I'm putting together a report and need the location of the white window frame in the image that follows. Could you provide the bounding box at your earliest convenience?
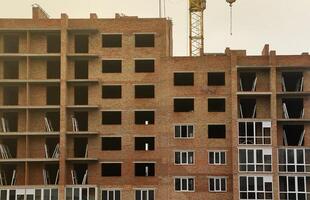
[208,151,226,165]
[239,176,273,200]
[278,148,310,173]
[0,188,59,200]
[208,177,227,192]
[238,148,272,172]
[238,121,271,145]
[279,176,310,200]
[174,177,195,192]
[134,188,155,200]
[65,186,97,200]
[174,151,194,165]
[101,189,121,200]
[174,124,194,139]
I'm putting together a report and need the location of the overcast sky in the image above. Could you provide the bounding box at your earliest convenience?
[1,0,310,56]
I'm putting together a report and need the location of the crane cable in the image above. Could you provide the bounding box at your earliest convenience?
[229,3,233,35]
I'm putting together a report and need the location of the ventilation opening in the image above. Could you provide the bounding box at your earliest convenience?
[101,137,121,151]
[208,124,226,139]
[135,34,155,47]
[74,86,88,105]
[281,72,303,92]
[102,34,122,48]
[102,85,122,99]
[0,138,17,158]
[74,35,89,53]
[282,125,305,146]
[3,61,19,79]
[135,163,155,177]
[135,85,155,98]
[46,34,60,53]
[0,164,16,185]
[102,60,122,73]
[239,98,256,118]
[135,59,154,73]
[1,112,18,132]
[72,164,88,184]
[101,163,121,176]
[46,86,60,105]
[74,137,88,158]
[174,98,194,112]
[43,164,59,185]
[239,72,257,91]
[46,60,60,79]
[75,60,88,79]
[3,86,18,105]
[208,98,225,112]
[3,35,19,53]
[135,111,154,125]
[72,112,88,132]
[45,112,60,132]
[135,137,155,151]
[174,73,194,86]
[45,138,59,158]
[282,98,304,119]
[102,111,121,125]
[208,72,225,86]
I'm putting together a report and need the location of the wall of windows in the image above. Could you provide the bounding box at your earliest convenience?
[239,176,273,200]
[279,148,310,173]
[239,148,272,172]
[238,121,271,145]
[279,176,310,200]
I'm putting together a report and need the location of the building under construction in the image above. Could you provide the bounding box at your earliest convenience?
[0,4,309,200]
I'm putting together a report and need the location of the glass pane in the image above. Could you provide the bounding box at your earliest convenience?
[279,150,286,164]
[89,188,95,200]
[209,152,214,164]
[221,178,226,191]
[239,122,245,136]
[44,189,50,200]
[215,152,219,164]
[188,125,194,137]
[298,177,305,192]
[257,177,264,191]
[27,195,34,200]
[239,177,247,191]
[288,177,296,191]
[287,149,294,163]
[102,191,108,200]
[182,179,187,190]
[248,150,254,163]
[248,177,255,191]
[51,189,58,200]
[82,189,87,200]
[221,152,225,164]
[148,191,154,200]
[1,190,7,200]
[239,150,246,163]
[256,150,263,163]
[135,191,141,200]
[108,191,113,200]
[142,191,147,200]
[74,188,79,200]
[175,179,181,191]
[115,191,120,200]
[181,126,187,137]
[9,190,16,200]
[188,179,194,191]
[175,126,180,137]
[175,152,180,164]
[181,152,187,163]
[209,179,214,191]
[297,150,304,164]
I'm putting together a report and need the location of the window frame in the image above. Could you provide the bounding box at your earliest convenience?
[239,176,273,200]
[208,177,227,192]
[278,148,310,173]
[134,188,155,200]
[238,121,272,145]
[101,189,121,200]
[238,148,272,172]
[208,151,226,165]
[174,124,194,139]
[174,177,195,192]
[174,151,195,165]
[279,176,310,200]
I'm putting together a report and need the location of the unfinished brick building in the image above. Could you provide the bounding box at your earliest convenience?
[0,5,309,200]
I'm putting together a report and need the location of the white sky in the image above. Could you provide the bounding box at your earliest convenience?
[1,0,310,56]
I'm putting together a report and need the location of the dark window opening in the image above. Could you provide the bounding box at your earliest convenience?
[135,60,154,73]
[46,60,60,79]
[3,35,19,53]
[239,98,256,118]
[101,137,121,151]
[46,86,60,105]
[73,112,88,131]
[3,60,19,79]
[102,60,122,73]
[45,112,60,132]
[45,138,59,158]
[208,98,225,112]
[102,34,122,48]
[74,137,88,158]
[208,72,225,86]
[282,72,303,92]
[174,73,194,86]
[102,111,121,125]
[75,60,88,79]
[75,35,89,53]
[3,86,18,105]
[135,163,155,176]
[0,164,16,185]
[208,124,226,139]
[2,112,18,132]
[102,85,122,99]
[282,125,305,146]
[1,138,17,158]
[44,164,59,185]
[135,111,154,125]
[73,164,88,184]
[239,72,257,91]
[135,85,154,98]
[174,98,194,112]
[74,86,88,105]
[101,163,121,176]
[282,98,304,119]
[135,137,155,151]
[46,34,60,53]
[135,34,155,47]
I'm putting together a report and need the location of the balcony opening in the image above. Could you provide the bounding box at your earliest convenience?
[101,137,121,151]
[208,124,226,139]
[208,72,225,86]
[102,111,121,125]
[135,59,155,73]
[239,98,256,118]
[43,164,59,185]
[174,72,194,86]
[135,163,155,177]
[102,60,122,73]
[281,72,303,92]
[208,98,225,112]
[72,164,88,184]
[46,86,60,105]
[135,137,155,151]
[102,85,122,99]
[46,34,60,53]
[135,111,154,125]
[239,72,257,91]
[72,112,88,132]
[74,86,88,105]
[174,98,194,112]
[74,35,89,53]
[3,35,19,53]
[1,112,18,132]
[3,60,19,79]
[135,85,155,98]
[0,164,16,186]
[282,125,305,146]
[45,112,60,132]
[101,163,121,176]
[135,34,155,47]
[75,60,88,79]
[102,34,122,48]
[282,98,304,119]
[74,137,88,158]
[3,86,18,105]
[46,60,60,79]
[44,138,59,158]
[0,138,17,158]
